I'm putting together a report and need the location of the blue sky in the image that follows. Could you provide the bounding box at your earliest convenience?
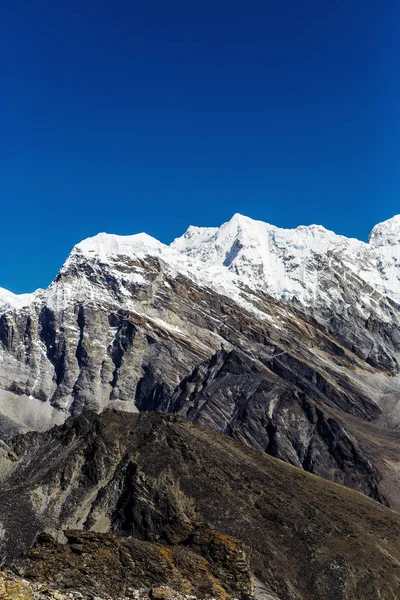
[1,0,399,292]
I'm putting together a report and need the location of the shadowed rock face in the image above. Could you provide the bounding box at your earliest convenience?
[163,349,386,503]
[1,411,400,600]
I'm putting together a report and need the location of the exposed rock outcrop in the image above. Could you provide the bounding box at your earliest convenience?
[13,528,253,600]
[0,411,400,599]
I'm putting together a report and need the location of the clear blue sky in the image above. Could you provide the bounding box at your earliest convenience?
[1,1,399,293]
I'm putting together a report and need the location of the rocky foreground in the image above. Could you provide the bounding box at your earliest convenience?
[0,410,399,600]
[0,570,211,600]
[4,528,252,600]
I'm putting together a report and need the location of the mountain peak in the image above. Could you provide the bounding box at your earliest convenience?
[369,215,400,247]
[227,212,258,226]
[72,231,166,261]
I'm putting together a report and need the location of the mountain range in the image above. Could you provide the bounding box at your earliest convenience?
[1,213,400,598]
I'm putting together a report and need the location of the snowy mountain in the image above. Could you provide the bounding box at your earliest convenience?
[1,213,400,509]
[1,212,400,415]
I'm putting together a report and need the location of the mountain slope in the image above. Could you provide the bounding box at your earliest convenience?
[1,410,400,600]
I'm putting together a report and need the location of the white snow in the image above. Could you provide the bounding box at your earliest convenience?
[0,287,41,313]
[170,213,400,307]
[369,215,400,247]
[1,213,400,318]
[73,232,165,261]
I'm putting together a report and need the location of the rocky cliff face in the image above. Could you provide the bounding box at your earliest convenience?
[1,410,400,600]
[0,214,400,507]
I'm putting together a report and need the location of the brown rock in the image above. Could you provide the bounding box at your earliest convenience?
[150,586,176,600]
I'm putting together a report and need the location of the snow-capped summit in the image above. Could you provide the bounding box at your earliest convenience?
[172,213,335,274]
[171,213,400,306]
[368,215,400,247]
[71,231,165,261]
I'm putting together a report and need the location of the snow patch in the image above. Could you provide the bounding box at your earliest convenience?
[0,287,42,314]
